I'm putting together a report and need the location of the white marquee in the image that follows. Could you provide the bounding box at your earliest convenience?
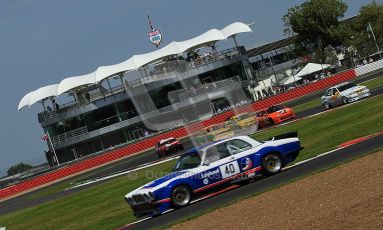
[18,22,252,110]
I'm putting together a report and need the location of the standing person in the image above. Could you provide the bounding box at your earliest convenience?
[368,57,373,63]
[144,130,150,137]
[85,92,90,102]
[54,102,60,111]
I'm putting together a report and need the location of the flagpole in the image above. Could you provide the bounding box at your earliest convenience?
[47,131,60,166]
[368,22,382,59]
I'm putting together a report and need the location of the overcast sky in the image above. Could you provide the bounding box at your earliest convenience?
[0,0,372,174]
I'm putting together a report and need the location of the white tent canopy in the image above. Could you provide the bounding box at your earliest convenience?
[221,22,253,38]
[95,58,136,83]
[95,22,252,82]
[281,76,302,85]
[18,84,60,111]
[57,71,96,95]
[29,84,59,106]
[176,29,225,53]
[18,21,252,110]
[295,63,331,78]
[254,75,277,91]
[18,91,35,111]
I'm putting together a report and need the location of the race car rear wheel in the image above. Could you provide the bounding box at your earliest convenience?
[171,185,192,208]
[268,118,275,126]
[262,153,282,176]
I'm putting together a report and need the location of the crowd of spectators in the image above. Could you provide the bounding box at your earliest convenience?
[214,99,252,114]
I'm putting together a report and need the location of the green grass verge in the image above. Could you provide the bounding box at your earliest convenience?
[293,99,320,113]
[362,76,383,89]
[293,75,383,114]
[0,160,176,230]
[1,95,382,230]
[254,94,383,162]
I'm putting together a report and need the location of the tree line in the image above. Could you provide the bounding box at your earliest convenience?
[283,0,383,65]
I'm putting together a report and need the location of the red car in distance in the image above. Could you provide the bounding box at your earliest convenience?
[155,137,184,158]
[256,105,295,128]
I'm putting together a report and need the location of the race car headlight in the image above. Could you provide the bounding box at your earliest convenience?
[125,197,133,204]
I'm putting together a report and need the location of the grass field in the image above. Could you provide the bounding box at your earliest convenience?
[1,95,383,230]
[254,94,383,162]
[293,76,383,113]
[0,160,176,230]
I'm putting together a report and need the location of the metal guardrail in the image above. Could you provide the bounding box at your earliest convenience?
[169,76,241,102]
[38,85,126,123]
[179,78,241,101]
[51,126,88,147]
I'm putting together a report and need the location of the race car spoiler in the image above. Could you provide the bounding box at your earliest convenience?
[270,132,298,141]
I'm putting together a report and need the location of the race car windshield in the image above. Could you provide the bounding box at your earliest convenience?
[338,83,357,92]
[173,152,201,171]
[237,113,252,119]
[267,105,284,113]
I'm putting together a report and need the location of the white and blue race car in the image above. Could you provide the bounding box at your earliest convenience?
[125,133,302,217]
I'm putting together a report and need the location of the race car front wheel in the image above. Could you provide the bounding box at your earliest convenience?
[324,102,331,110]
[171,185,192,208]
[262,153,282,176]
[342,96,348,104]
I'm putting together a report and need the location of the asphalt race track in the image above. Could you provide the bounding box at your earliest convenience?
[0,85,382,217]
[125,134,383,230]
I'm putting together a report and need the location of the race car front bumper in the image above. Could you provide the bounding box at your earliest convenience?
[131,202,161,217]
[348,92,370,102]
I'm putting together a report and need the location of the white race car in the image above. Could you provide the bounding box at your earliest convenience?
[321,82,370,109]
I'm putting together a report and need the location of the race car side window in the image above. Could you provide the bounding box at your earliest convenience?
[204,143,231,164]
[326,88,333,96]
[256,110,266,117]
[174,152,201,171]
[227,139,252,154]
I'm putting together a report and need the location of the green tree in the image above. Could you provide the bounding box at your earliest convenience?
[283,0,349,63]
[349,1,383,58]
[7,162,33,176]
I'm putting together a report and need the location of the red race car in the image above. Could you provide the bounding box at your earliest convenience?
[255,105,295,128]
[155,137,184,158]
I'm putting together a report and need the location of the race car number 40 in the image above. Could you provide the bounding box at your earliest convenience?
[219,161,240,179]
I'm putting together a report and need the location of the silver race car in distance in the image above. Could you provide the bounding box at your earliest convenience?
[321,82,370,109]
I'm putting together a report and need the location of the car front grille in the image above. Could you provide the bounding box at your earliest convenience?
[132,194,147,204]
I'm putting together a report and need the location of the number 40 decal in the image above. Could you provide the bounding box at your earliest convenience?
[219,161,240,179]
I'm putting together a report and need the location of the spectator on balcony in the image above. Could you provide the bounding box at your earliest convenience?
[144,130,150,137]
[85,92,90,102]
[52,99,60,111]
[54,102,60,111]
[368,57,374,63]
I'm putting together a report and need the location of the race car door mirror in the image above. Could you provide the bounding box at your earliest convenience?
[203,162,210,166]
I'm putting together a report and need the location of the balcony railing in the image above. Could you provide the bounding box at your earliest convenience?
[51,126,88,147]
[169,76,241,102]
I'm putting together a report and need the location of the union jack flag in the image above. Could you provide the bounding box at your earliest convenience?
[42,133,49,141]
